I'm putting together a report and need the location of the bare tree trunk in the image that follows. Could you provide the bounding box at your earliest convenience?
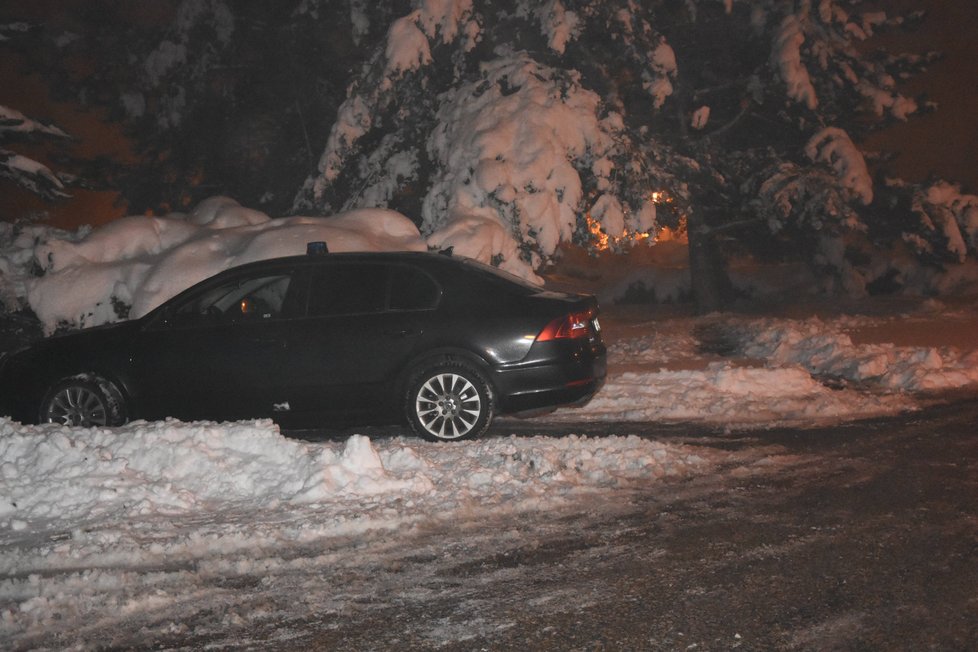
[687,212,733,314]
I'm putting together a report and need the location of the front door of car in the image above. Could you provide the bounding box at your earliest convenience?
[132,269,302,422]
[281,262,438,422]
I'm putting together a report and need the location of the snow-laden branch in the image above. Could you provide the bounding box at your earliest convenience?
[805,127,872,205]
[0,150,70,200]
[0,105,70,139]
[0,104,74,200]
[772,14,818,110]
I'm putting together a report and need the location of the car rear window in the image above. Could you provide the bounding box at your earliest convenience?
[309,264,387,316]
[389,265,440,310]
[459,258,542,295]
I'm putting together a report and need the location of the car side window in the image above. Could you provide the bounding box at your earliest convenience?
[389,265,439,311]
[171,273,295,327]
[308,264,387,317]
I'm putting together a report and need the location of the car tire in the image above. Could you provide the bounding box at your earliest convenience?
[406,360,494,442]
[40,377,127,428]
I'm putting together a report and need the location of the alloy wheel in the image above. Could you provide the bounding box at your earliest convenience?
[44,384,109,427]
[414,372,483,440]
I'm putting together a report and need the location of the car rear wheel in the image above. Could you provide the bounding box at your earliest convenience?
[40,378,126,428]
[406,361,494,442]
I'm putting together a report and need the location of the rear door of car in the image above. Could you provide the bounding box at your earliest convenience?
[281,260,440,421]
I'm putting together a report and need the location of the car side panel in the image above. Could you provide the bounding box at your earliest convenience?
[130,319,295,422]
[277,311,430,421]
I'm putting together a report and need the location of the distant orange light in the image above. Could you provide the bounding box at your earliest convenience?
[654,214,688,244]
[585,211,656,252]
[586,212,611,251]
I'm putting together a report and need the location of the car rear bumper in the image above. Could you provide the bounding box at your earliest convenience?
[491,340,607,414]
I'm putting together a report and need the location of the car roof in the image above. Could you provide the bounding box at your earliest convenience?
[229,250,456,270]
[165,249,546,303]
[245,250,545,290]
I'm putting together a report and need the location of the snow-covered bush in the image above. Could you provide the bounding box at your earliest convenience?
[18,197,426,332]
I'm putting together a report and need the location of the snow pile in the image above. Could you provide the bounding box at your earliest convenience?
[0,223,84,310]
[737,318,978,392]
[0,417,731,649]
[23,196,425,332]
[413,431,712,497]
[553,333,911,427]
[0,417,718,537]
[553,308,977,427]
[0,419,431,528]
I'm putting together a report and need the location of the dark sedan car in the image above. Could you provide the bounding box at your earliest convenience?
[0,249,606,441]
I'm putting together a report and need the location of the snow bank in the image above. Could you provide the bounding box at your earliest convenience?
[0,419,428,528]
[553,328,913,427]
[561,363,911,426]
[0,417,718,537]
[0,416,731,649]
[737,318,978,392]
[24,197,426,332]
[553,308,977,427]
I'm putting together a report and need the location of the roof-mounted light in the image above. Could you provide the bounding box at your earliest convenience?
[307,241,329,255]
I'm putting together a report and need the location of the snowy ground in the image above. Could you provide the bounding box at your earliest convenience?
[2,292,977,648]
[2,199,978,647]
[550,296,978,428]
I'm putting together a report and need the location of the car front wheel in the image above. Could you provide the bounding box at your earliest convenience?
[406,361,494,442]
[40,378,127,428]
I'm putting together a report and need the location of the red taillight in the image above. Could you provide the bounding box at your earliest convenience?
[536,310,594,342]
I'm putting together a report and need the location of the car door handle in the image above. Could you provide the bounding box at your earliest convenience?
[384,328,417,338]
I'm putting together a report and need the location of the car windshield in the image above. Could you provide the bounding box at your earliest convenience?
[171,273,293,325]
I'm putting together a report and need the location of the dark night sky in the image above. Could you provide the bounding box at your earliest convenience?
[862,0,978,193]
[0,50,132,229]
[0,0,975,228]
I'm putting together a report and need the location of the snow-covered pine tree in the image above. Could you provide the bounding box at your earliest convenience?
[9,1,977,304]
[296,0,976,306]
